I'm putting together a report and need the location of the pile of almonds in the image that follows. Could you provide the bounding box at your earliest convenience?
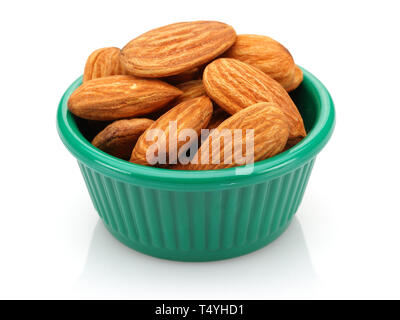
[68,21,306,170]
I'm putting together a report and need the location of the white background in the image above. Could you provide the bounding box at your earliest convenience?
[1,0,399,299]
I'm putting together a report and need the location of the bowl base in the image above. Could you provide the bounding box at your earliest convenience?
[103,219,292,262]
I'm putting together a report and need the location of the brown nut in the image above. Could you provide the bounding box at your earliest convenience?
[223,34,301,91]
[173,102,289,170]
[163,67,202,85]
[68,75,182,121]
[92,118,154,160]
[286,66,304,92]
[121,21,236,77]
[83,47,127,82]
[203,58,306,143]
[130,96,213,166]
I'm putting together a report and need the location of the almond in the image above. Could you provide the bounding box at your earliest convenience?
[83,47,127,82]
[286,66,303,92]
[174,80,206,104]
[203,58,306,142]
[163,67,202,85]
[174,102,289,170]
[130,96,213,166]
[121,21,236,78]
[92,118,153,160]
[146,80,207,121]
[223,35,299,91]
[68,75,182,121]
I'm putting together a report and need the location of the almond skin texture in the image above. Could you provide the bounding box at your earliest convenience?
[223,35,298,91]
[174,102,289,170]
[121,21,236,78]
[130,96,213,166]
[203,58,306,142]
[286,65,303,92]
[148,80,207,120]
[174,80,206,105]
[68,75,182,121]
[83,47,127,82]
[92,118,154,160]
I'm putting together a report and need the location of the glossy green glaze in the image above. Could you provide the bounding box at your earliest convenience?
[57,67,335,261]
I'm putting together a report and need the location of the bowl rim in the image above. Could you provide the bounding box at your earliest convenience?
[57,67,335,190]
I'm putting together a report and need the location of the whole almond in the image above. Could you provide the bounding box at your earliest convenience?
[203,58,306,142]
[286,66,303,92]
[121,21,236,78]
[83,47,127,82]
[174,102,289,170]
[130,96,213,166]
[68,75,182,121]
[92,118,154,160]
[223,35,298,91]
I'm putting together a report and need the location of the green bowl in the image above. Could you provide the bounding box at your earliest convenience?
[57,67,335,261]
